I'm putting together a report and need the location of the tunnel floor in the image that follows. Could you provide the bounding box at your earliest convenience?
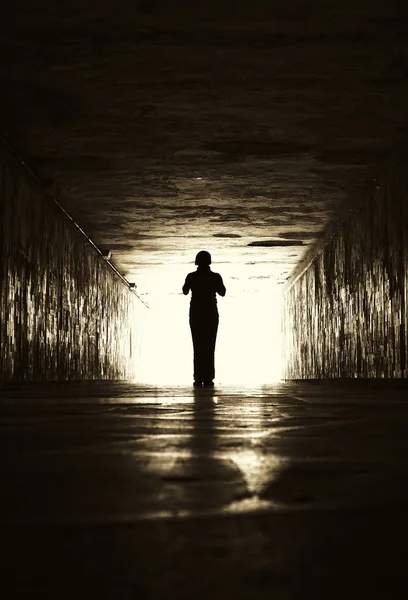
[1,381,408,599]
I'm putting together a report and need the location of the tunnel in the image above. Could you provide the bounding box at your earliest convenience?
[2,1,408,598]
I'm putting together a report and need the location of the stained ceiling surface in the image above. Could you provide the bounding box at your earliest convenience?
[2,0,408,300]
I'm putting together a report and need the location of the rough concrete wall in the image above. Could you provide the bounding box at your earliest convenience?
[0,145,145,382]
[283,157,408,378]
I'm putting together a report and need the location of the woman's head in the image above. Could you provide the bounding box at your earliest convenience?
[195,250,212,266]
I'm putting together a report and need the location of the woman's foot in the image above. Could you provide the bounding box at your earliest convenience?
[193,381,202,387]
[203,381,214,387]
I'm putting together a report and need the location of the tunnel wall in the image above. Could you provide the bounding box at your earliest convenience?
[283,157,408,378]
[0,144,145,382]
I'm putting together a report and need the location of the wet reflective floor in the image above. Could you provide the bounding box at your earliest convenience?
[2,381,408,598]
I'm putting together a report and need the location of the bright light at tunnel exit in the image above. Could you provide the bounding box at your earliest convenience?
[136,273,283,385]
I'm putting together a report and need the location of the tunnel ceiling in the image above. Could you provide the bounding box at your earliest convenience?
[2,1,408,297]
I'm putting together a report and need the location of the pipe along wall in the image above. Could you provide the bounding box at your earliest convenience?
[283,151,408,379]
[0,144,145,382]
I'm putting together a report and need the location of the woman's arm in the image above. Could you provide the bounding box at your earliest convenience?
[216,274,226,297]
[182,274,191,295]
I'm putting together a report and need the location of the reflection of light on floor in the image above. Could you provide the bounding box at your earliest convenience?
[136,276,283,385]
[229,451,287,496]
[222,497,278,514]
[219,400,286,494]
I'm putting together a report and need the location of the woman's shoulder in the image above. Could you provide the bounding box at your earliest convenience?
[185,271,198,284]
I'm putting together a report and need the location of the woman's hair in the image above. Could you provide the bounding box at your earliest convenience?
[195,250,212,266]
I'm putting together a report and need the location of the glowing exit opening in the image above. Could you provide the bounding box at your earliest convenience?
[136,269,283,385]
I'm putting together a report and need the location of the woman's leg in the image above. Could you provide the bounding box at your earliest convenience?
[190,311,218,384]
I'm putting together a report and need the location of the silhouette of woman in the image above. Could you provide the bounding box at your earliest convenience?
[183,251,226,387]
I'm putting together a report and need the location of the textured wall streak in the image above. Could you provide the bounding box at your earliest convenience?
[0,146,145,382]
[283,159,408,379]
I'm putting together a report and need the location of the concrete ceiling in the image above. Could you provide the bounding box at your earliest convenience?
[2,0,408,300]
